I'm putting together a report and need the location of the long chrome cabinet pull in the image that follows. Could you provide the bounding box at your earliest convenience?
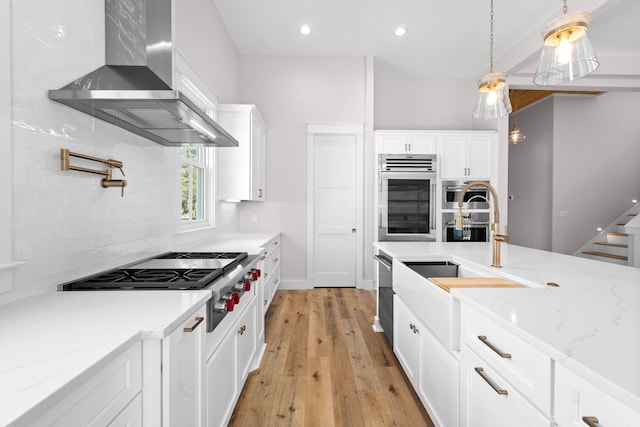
[478,335,512,358]
[582,416,599,427]
[475,367,508,395]
[183,316,204,332]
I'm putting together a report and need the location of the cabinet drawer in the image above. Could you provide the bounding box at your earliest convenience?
[555,364,640,427]
[259,237,280,261]
[108,393,142,427]
[461,344,553,427]
[263,246,280,279]
[29,341,142,427]
[461,306,552,415]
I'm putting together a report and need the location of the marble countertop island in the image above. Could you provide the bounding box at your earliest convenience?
[374,241,640,413]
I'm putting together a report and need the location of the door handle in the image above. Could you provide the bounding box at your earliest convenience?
[352,228,356,233]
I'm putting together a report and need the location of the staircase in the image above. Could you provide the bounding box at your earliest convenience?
[576,204,639,266]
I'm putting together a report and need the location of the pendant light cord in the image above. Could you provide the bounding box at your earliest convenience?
[489,0,494,73]
[562,0,568,15]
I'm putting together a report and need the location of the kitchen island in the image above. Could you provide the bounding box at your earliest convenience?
[374,241,640,425]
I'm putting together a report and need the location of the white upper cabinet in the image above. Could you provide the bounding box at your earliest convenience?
[438,132,495,180]
[217,105,267,201]
[376,131,437,154]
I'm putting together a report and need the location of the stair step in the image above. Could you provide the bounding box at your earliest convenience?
[582,251,628,261]
[606,232,629,237]
[594,242,628,248]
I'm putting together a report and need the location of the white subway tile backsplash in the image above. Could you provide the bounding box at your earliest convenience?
[7,0,238,301]
[8,0,172,295]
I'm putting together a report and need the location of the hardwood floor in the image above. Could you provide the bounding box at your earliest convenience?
[228,288,435,427]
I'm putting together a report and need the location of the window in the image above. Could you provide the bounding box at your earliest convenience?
[181,147,207,222]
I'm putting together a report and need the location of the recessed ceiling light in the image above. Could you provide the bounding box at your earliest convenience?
[394,27,407,37]
[300,25,311,35]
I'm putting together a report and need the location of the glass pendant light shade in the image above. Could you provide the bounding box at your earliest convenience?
[473,72,512,120]
[508,125,526,144]
[534,11,599,85]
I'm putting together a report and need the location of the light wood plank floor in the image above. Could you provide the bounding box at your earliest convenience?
[228,288,435,427]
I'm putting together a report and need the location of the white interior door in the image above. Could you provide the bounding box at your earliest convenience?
[312,134,357,287]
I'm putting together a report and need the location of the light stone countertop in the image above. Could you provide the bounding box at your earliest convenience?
[0,290,211,426]
[0,231,280,426]
[374,241,640,413]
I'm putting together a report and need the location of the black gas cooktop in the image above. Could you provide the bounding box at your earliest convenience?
[59,251,248,291]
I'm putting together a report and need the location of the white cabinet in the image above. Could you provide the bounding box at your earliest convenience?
[394,294,459,427]
[393,295,422,386]
[206,318,239,427]
[459,304,553,427]
[419,323,460,427]
[27,341,142,427]
[206,293,259,427]
[259,235,281,314]
[376,131,437,154]
[217,104,267,201]
[439,133,494,179]
[554,364,640,427]
[460,305,552,415]
[163,305,207,427]
[460,344,553,427]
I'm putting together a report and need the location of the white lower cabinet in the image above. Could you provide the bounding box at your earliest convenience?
[206,294,259,427]
[393,295,422,386]
[394,295,459,427]
[460,344,553,427]
[554,364,640,427]
[162,305,207,427]
[419,324,459,427]
[206,322,239,427]
[27,341,142,427]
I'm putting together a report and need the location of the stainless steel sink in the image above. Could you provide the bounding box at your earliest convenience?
[404,261,459,279]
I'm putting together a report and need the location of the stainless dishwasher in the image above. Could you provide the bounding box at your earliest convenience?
[374,250,393,345]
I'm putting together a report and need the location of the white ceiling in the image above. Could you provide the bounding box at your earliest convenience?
[213,0,640,86]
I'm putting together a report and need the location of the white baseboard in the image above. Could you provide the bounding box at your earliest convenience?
[358,279,374,290]
[372,315,384,333]
[278,279,313,290]
[279,279,374,291]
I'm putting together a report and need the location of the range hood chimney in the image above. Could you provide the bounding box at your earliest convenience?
[48,0,239,147]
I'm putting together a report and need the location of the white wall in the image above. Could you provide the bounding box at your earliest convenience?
[175,0,240,103]
[2,0,240,304]
[508,98,554,251]
[374,76,497,131]
[234,56,367,285]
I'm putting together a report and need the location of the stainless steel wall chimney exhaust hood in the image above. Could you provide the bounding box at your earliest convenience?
[48,0,239,147]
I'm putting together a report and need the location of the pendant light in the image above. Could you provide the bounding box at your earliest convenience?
[533,0,599,85]
[473,0,512,120]
[508,90,526,145]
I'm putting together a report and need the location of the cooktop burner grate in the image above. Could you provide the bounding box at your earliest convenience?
[61,268,224,290]
[156,252,247,260]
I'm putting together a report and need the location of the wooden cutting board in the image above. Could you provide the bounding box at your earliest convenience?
[428,277,524,293]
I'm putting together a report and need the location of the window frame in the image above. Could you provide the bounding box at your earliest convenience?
[180,146,214,229]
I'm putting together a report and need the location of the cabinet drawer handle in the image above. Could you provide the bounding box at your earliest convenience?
[183,316,204,332]
[478,335,512,359]
[238,325,247,335]
[582,416,599,427]
[409,323,419,334]
[475,367,508,395]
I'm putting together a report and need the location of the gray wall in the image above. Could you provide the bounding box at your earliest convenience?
[508,91,640,254]
[552,91,640,254]
[508,97,554,251]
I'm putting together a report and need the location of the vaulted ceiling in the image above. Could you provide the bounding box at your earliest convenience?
[214,0,640,92]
